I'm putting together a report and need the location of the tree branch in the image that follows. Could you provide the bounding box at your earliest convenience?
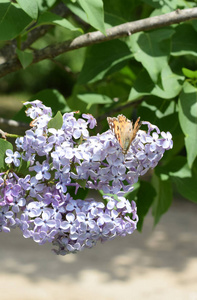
[1,7,197,78]
[0,2,70,61]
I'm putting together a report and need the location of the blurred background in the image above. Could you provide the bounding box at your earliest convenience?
[0,197,197,300]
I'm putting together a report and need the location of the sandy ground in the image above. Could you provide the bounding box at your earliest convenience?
[0,197,197,300]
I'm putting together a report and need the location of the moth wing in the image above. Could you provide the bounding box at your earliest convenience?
[107,117,116,133]
[117,115,133,153]
[121,122,134,153]
[132,117,141,141]
[107,115,141,154]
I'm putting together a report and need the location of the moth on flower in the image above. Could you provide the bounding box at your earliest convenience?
[107,114,141,154]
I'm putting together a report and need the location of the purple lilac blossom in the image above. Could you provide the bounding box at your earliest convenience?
[5,149,21,167]
[0,100,173,255]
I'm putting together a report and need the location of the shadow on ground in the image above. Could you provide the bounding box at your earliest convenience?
[0,198,196,283]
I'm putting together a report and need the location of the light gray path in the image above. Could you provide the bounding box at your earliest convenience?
[0,198,197,300]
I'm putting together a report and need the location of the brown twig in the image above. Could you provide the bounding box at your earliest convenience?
[0,129,7,139]
[50,58,78,77]
[0,8,197,78]
[97,97,144,122]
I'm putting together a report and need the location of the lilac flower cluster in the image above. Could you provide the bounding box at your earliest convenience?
[0,100,173,255]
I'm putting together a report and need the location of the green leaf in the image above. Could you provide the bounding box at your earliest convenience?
[163,156,197,203]
[75,179,87,189]
[128,28,174,82]
[129,66,183,101]
[63,0,88,23]
[141,0,162,8]
[0,1,32,41]
[17,159,30,176]
[158,156,197,203]
[78,0,106,34]
[172,176,197,203]
[193,157,197,178]
[136,181,156,231]
[138,97,180,132]
[16,48,33,69]
[36,0,57,13]
[67,185,89,200]
[103,0,138,25]
[77,93,113,109]
[126,182,140,201]
[160,65,184,98]
[78,40,133,84]
[182,68,197,79]
[167,156,191,178]
[104,12,125,28]
[37,11,82,32]
[178,82,197,167]
[171,24,197,57]
[152,171,173,226]
[153,156,197,201]
[138,98,184,162]
[0,139,13,170]
[142,0,190,11]
[65,0,128,29]
[67,84,97,114]
[48,111,63,130]
[16,0,38,19]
